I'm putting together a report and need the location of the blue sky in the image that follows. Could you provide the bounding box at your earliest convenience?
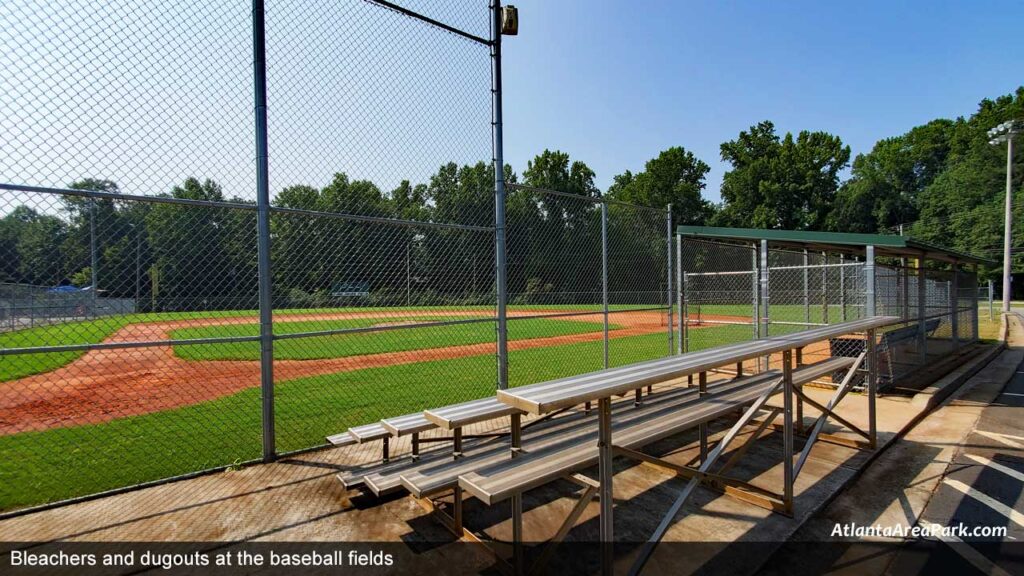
[2,1,1022,212]
[501,0,1024,202]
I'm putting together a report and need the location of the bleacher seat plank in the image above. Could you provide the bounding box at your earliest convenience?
[401,373,779,498]
[424,397,522,430]
[460,357,855,505]
[497,317,897,415]
[326,432,357,447]
[347,422,392,442]
[381,412,435,437]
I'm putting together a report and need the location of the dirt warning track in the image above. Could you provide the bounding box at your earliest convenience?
[0,310,750,434]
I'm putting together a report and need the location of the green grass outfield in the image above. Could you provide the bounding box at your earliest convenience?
[1,328,708,511]
[170,316,617,361]
[0,304,649,382]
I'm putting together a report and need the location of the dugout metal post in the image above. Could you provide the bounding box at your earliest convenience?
[917,254,927,365]
[988,278,994,321]
[821,252,829,324]
[760,239,769,368]
[840,253,847,321]
[602,202,609,368]
[973,264,981,340]
[667,204,673,355]
[803,249,809,326]
[752,244,760,369]
[866,246,876,318]
[951,261,960,352]
[252,0,275,461]
[676,234,684,354]
[491,0,508,390]
[865,246,877,448]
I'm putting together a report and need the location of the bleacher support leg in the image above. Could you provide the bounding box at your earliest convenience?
[698,372,708,463]
[782,349,794,514]
[382,436,390,464]
[795,347,804,434]
[411,433,420,461]
[597,396,614,576]
[510,412,523,574]
[867,328,877,449]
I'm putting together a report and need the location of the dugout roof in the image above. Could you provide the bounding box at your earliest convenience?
[676,225,995,266]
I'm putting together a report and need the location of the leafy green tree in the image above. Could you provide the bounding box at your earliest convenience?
[519,150,601,304]
[829,120,955,232]
[1,206,67,285]
[716,121,850,230]
[606,146,713,225]
[145,178,238,310]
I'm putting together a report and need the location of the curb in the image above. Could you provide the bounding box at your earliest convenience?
[909,342,1006,412]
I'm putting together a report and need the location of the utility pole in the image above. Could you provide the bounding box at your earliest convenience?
[989,120,1022,312]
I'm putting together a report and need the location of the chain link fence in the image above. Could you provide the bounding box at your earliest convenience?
[0,1,678,514]
[679,237,979,391]
[977,279,996,322]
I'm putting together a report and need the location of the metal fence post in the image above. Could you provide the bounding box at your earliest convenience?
[601,202,609,368]
[973,265,980,341]
[865,246,876,317]
[760,239,769,368]
[666,204,673,355]
[821,251,828,324]
[803,249,809,326]
[866,327,877,449]
[676,234,683,354]
[252,0,275,462]
[839,253,847,321]
[865,249,878,446]
[90,198,98,315]
[951,263,960,352]
[901,259,910,322]
[918,255,927,365]
[989,279,994,321]
[752,243,759,344]
[491,0,508,390]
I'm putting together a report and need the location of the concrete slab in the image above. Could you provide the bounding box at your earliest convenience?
[0,327,1013,575]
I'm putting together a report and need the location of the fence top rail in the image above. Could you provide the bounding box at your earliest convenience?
[497,315,900,414]
[1,182,258,212]
[683,270,755,277]
[506,183,666,212]
[768,262,864,271]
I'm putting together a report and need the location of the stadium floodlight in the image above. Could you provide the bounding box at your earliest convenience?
[989,120,1023,312]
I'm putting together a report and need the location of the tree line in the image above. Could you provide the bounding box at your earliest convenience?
[1,87,1020,309]
[0,153,665,310]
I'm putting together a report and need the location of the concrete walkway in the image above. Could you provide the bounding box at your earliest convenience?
[762,314,1024,576]
[0,329,1014,575]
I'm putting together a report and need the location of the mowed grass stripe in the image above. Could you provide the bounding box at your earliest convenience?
[1,305,641,382]
[1,327,726,511]
[170,317,616,361]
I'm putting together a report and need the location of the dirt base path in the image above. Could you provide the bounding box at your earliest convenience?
[1,310,751,434]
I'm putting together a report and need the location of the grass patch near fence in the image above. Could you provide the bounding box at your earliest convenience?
[170,317,616,361]
[0,330,682,511]
[0,305,651,382]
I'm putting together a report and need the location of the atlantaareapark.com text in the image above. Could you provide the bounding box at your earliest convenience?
[831,522,1008,539]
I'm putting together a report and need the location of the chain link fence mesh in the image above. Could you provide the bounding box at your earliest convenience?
[0,1,682,514]
[679,237,979,392]
[0,0,985,518]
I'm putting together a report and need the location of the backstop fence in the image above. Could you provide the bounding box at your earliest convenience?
[678,237,980,389]
[0,283,136,332]
[0,1,676,514]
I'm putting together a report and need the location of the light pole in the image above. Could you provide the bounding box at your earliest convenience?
[989,120,1023,312]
